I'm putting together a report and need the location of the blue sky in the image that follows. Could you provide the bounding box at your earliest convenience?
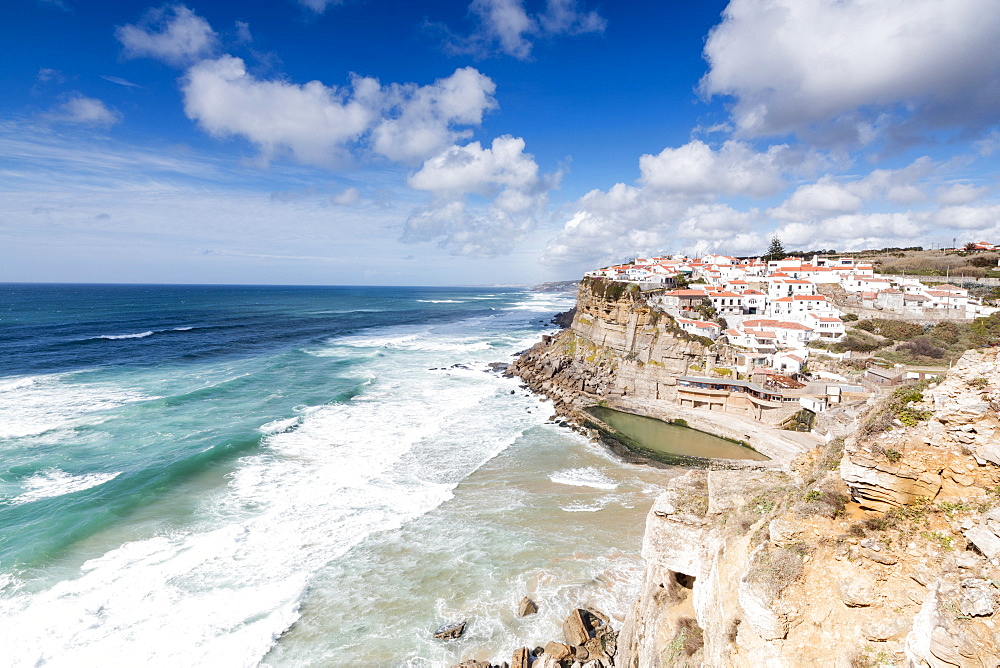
[3,0,1000,285]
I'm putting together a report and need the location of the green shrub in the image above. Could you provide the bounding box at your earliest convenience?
[854,319,924,341]
[970,377,989,390]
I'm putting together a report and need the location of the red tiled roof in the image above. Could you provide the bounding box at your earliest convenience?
[664,289,709,297]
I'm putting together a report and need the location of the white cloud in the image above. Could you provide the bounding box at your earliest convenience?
[639,140,786,197]
[701,0,1000,141]
[37,68,65,83]
[541,191,764,268]
[234,21,252,45]
[182,58,498,168]
[932,205,1000,231]
[938,183,990,206]
[331,187,361,205]
[372,67,497,164]
[442,0,605,60]
[46,95,122,128]
[298,0,344,13]
[182,56,379,167]
[402,200,536,257]
[541,139,811,267]
[408,135,538,197]
[101,75,142,88]
[770,157,936,222]
[772,178,863,221]
[538,0,606,35]
[117,5,218,67]
[403,136,551,256]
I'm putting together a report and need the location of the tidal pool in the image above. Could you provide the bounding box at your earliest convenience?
[586,406,769,464]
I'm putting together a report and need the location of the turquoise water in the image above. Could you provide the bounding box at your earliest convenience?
[0,285,673,666]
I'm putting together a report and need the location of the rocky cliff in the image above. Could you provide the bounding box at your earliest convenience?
[618,348,1000,667]
[509,278,722,416]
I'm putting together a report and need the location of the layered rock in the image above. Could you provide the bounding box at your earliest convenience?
[842,349,1000,512]
[616,348,1000,666]
[509,279,718,415]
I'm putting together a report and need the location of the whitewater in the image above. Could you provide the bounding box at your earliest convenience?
[0,284,672,667]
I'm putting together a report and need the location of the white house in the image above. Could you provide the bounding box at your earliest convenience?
[708,290,745,316]
[923,284,969,311]
[769,295,838,319]
[767,278,817,299]
[738,289,768,315]
[739,319,817,348]
[841,274,892,292]
[773,351,807,374]
[676,317,722,340]
[805,313,846,341]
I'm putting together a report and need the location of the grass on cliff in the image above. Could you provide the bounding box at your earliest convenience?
[664,617,704,664]
[582,276,640,302]
[857,382,934,441]
[747,545,806,599]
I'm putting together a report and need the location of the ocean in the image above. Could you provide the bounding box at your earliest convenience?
[0,284,673,667]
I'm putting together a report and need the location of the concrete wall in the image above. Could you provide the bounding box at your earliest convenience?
[879,274,1000,287]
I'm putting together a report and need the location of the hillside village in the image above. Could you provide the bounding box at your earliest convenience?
[577,246,1000,426]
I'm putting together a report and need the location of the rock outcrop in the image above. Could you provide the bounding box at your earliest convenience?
[452,608,618,668]
[509,279,718,415]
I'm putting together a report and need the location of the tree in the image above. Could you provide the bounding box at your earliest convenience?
[763,236,787,261]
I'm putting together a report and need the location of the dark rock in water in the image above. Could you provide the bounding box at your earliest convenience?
[517,596,538,617]
[510,390,515,394]
[551,306,577,328]
[433,620,467,640]
[487,362,509,373]
[511,647,530,668]
[531,646,545,657]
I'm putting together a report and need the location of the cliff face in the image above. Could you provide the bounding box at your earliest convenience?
[510,280,718,414]
[618,349,1000,668]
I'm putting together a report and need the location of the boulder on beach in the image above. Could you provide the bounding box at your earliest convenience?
[517,596,538,617]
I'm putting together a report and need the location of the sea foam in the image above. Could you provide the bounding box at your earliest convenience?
[96,331,154,340]
[0,373,151,439]
[8,469,122,505]
[549,467,620,490]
